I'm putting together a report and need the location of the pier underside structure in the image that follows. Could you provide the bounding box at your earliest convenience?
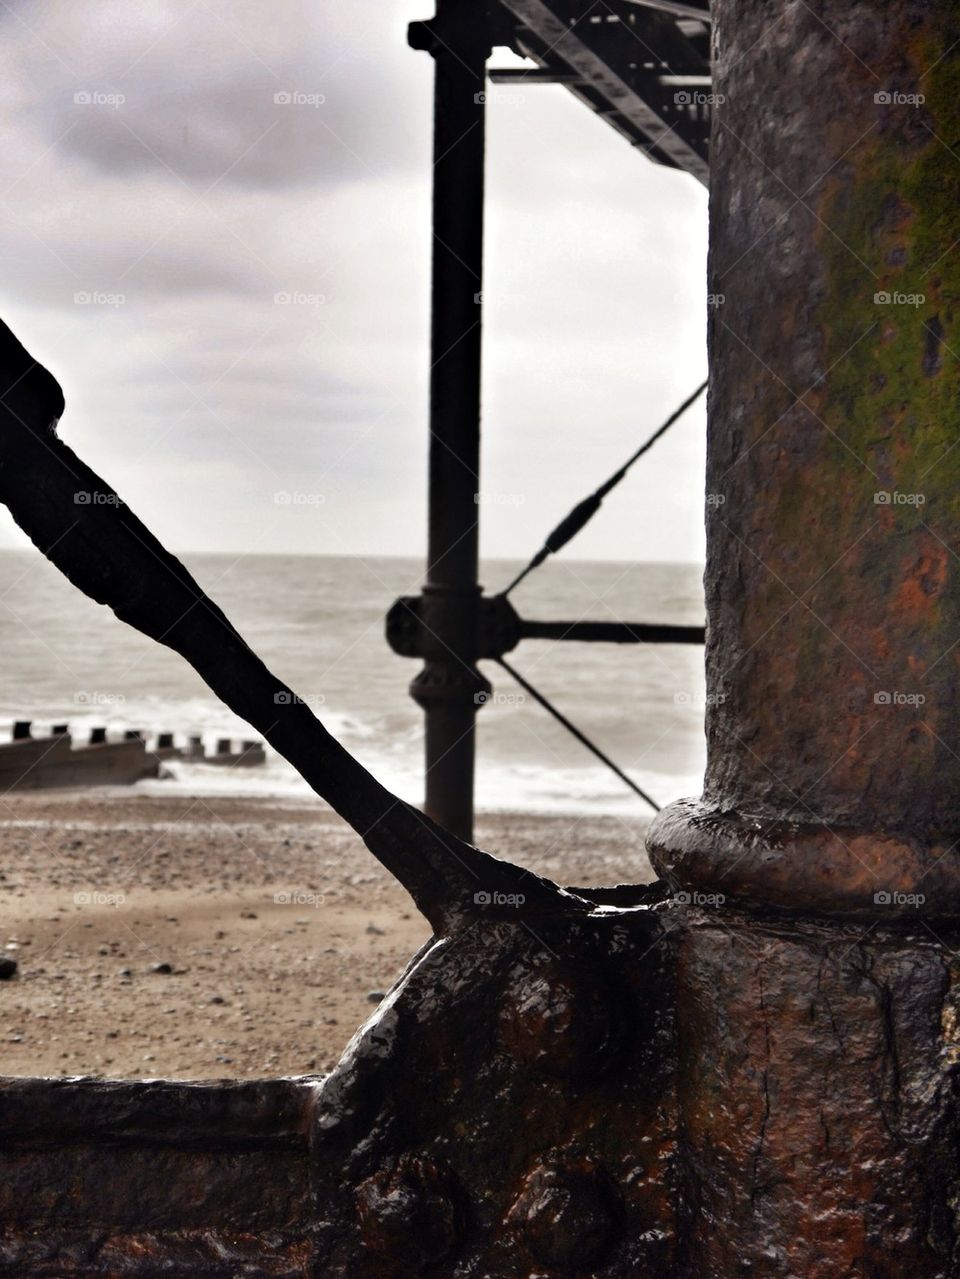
[3,1,960,1275]
[392,0,712,842]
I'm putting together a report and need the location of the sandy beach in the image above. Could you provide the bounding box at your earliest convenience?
[0,791,654,1079]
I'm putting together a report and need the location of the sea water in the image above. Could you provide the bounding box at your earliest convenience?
[0,550,706,816]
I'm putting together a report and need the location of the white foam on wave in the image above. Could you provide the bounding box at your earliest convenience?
[135,747,701,818]
[0,553,708,817]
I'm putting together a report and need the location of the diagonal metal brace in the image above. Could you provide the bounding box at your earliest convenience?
[0,319,584,932]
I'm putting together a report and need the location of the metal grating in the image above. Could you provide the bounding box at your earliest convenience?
[490,0,711,183]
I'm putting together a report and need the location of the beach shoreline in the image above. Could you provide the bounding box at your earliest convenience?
[0,789,654,1079]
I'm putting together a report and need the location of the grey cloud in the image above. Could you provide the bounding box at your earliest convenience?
[0,0,709,563]
[20,2,424,192]
[49,70,419,191]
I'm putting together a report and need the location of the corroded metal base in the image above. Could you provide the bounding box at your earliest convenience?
[314,886,678,1276]
[3,893,959,1276]
[649,798,960,921]
[675,913,960,1277]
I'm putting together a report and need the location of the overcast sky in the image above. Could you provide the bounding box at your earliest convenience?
[0,0,708,563]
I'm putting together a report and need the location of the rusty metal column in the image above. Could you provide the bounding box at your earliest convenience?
[651,0,960,917]
[648,0,960,1272]
[408,4,491,842]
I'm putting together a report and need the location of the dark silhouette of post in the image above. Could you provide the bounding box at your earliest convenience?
[408,2,492,842]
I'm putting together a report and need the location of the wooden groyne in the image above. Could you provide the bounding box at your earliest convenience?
[0,723,266,791]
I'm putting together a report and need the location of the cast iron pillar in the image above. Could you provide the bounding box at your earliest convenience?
[648,0,960,1272]
[408,3,492,843]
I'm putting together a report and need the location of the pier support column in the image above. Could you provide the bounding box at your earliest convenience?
[408,2,491,843]
[649,0,960,1271]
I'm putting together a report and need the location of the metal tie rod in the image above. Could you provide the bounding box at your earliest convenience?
[502,379,707,597]
[496,655,661,813]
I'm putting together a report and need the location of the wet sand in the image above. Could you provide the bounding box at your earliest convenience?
[0,791,653,1079]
